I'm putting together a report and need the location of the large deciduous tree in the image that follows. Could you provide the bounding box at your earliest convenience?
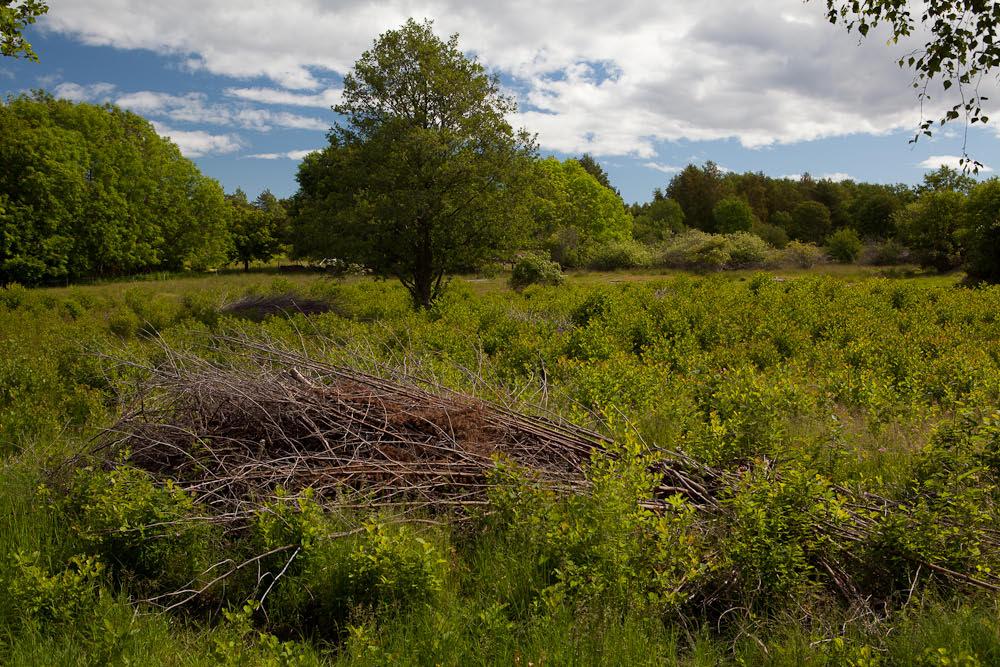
[527,157,632,266]
[1,0,47,61]
[0,93,230,285]
[291,19,536,308]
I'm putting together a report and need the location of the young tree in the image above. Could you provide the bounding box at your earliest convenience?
[893,190,966,271]
[712,197,756,233]
[1,0,47,61]
[825,227,863,263]
[227,189,286,271]
[633,196,685,243]
[291,19,536,308]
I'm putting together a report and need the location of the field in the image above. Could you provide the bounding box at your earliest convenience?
[3,267,1000,665]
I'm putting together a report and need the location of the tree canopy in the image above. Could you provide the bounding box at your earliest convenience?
[713,197,756,233]
[0,93,230,285]
[290,19,536,308]
[0,0,47,61]
[228,189,288,271]
[576,153,621,199]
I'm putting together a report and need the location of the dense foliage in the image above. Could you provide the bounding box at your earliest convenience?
[0,93,231,285]
[289,19,536,308]
[4,269,1000,663]
[0,0,47,61]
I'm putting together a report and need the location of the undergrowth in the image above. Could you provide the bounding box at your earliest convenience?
[2,271,1000,663]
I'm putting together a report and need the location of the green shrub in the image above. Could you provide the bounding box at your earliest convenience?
[66,466,218,594]
[584,240,652,270]
[509,254,565,290]
[719,465,844,610]
[659,230,731,271]
[482,443,706,615]
[0,282,30,309]
[780,240,825,268]
[864,411,1000,594]
[5,551,104,628]
[211,601,320,666]
[254,492,445,636]
[826,228,863,263]
[180,291,220,327]
[725,232,770,268]
[107,306,141,339]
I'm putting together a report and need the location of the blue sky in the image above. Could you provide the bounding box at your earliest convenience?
[4,1,1000,203]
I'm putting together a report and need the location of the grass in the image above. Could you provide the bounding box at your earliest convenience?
[2,265,1000,664]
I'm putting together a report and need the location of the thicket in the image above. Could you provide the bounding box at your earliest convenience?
[3,272,1000,662]
[0,93,231,285]
[6,86,997,296]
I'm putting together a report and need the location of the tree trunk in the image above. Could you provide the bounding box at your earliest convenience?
[410,220,435,309]
[243,258,250,272]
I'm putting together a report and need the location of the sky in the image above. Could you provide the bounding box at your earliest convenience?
[4,0,1000,203]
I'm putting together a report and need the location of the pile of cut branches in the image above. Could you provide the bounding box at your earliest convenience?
[87,335,1000,600]
[92,335,657,516]
[219,293,335,321]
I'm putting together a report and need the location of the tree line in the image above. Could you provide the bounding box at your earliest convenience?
[4,19,1000,302]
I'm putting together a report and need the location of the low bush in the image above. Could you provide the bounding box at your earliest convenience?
[726,232,770,268]
[658,230,731,271]
[254,491,445,636]
[657,230,770,270]
[780,240,826,268]
[865,239,909,265]
[481,446,705,616]
[509,254,565,290]
[5,551,104,628]
[826,228,863,263]
[584,239,653,270]
[64,466,219,594]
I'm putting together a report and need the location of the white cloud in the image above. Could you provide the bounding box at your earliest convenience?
[52,81,116,102]
[151,122,245,157]
[244,149,318,160]
[0,68,13,80]
[225,87,342,108]
[50,83,329,132]
[918,155,993,173]
[114,90,328,130]
[643,161,682,174]
[42,0,980,156]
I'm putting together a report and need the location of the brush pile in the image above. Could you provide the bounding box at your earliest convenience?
[219,293,335,321]
[90,336,1000,598]
[94,336,694,516]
